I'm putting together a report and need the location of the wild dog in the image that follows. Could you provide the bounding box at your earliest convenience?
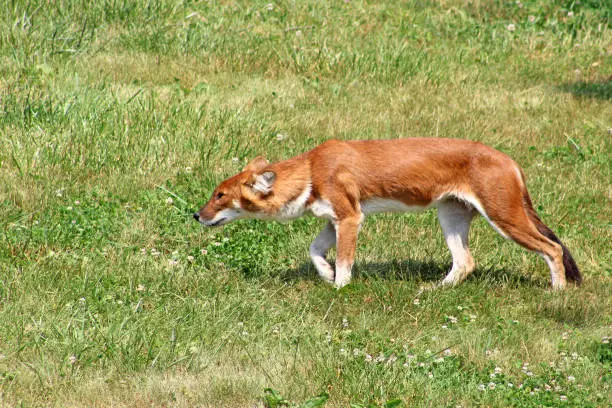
[194,138,581,289]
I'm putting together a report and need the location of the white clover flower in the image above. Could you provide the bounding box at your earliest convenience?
[494,367,502,374]
[353,348,360,357]
[68,355,77,365]
[266,3,273,11]
[528,15,536,23]
[67,206,73,211]
[428,372,434,378]
[413,298,420,305]
[448,315,458,324]
[272,326,280,335]
[567,375,575,382]
[443,349,452,356]
[187,255,194,262]
[276,133,286,141]
[567,11,574,18]
[478,384,485,391]
[365,354,372,362]
[507,383,514,388]
[488,382,496,390]
[507,24,516,31]
[200,249,208,255]
[166,197,174,205]
[137,284,146,292]
[560,395,568,401]
[232,157,240,163]
[168,259,178,266]
[342,317,349,328]
[74,200,80,205]
[185,166,192,174]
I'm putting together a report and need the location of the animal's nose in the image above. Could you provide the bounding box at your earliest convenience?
[193,212,200,221]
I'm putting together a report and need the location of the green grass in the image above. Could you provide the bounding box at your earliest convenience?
[1,0,610,406]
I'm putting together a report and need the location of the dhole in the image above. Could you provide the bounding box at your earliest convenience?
[194,138,581,289]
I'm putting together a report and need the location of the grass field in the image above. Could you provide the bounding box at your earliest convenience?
[1,0,611,406]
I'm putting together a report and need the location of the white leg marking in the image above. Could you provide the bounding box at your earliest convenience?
[332,216,363,289]
[539,252,566,290]
[438,200,475,286]
[334,262,352,289]
[309,222,336,283]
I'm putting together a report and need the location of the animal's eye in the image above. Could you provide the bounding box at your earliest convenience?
[216,192,225,200]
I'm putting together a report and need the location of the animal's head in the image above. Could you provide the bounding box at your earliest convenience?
[193,156,277,226]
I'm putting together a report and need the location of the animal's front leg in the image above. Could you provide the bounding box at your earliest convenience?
[334,215,362,288]
[309,222,336,283]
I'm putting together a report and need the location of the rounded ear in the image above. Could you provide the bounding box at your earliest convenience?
[251,171,276,195]
[244,156,269,173]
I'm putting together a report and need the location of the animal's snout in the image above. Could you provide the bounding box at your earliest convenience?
[193,212,200,221]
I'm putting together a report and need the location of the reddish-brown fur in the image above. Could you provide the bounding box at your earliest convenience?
[195,138,581,289]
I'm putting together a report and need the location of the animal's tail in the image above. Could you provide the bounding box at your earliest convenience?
[521,186,582,285]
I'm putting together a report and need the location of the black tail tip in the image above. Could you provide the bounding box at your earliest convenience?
[563,251,582,286]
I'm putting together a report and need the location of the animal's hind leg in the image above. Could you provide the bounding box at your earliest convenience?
[437,200,476,286]
[486,208,566,289]
[309,222,336,283]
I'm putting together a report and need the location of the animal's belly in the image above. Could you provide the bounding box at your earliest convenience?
[360,198,433,215]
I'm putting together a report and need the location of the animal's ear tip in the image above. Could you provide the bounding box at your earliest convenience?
[244,156,269,172]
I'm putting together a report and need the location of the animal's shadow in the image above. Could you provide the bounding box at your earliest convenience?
[557,79,611,100]
[279,258,546,288]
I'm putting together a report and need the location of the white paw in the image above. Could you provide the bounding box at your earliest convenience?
[334,274,351,289]
[319,272,335,284]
